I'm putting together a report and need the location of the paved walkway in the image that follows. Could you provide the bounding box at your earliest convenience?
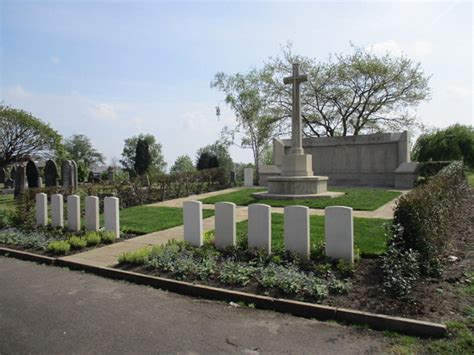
[1,257,390,354]
[61,186,405,268]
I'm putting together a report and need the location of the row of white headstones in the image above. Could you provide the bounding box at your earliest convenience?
[35,193,120,239]
[184,201,354,262]
[35,194,354,262]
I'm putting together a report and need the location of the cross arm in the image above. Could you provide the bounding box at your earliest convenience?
[283,74,308,85]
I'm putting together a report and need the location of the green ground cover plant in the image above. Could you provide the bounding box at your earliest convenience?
[199,188,401,211]
[118,240,352,302]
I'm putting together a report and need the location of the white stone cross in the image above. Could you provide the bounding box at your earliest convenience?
[283,63,307,155]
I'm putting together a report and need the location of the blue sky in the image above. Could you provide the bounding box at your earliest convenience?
[1,0,472,167]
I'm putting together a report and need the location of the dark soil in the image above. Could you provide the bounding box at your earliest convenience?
[118,191,474,324]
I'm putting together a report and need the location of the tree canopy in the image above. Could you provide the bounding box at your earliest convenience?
[0,105,64,167]
[120,133,167,174]
[64,134,105,168]
[212,69,277,178]
[134,139,151,175]
[261,43,431,137]
[170,155,195,174]
[412,124,474,168]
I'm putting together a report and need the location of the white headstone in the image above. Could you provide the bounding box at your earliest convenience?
[248,204,271,253]
[35,193,47,226]
[244,168,254,187]
[37,177,43,188]
[85,196,100,231]
[51,194,64,228]
[183,200,203,247]
[67,195,81,231]
[284,205,310,259]
[104,196,120,239]
[325,206,354,263]
[215,202,236,249]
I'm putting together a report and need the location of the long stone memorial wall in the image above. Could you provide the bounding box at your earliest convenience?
[261,131,419,188]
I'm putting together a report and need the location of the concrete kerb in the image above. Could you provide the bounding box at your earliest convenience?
[0,246,447,338]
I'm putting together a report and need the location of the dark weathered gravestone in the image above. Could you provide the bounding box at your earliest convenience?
[5,178,14,189]
[62,160,72,191]
[10,167,15,180]
[14,165,26,198]
[0,167,5,184]
[141,173,150,187]
[26,160,40,188]
[107,167,115,181]
[44,159,59,187]
[71,160,78,190]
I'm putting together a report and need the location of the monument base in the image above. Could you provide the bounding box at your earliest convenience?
[252,175,344,200]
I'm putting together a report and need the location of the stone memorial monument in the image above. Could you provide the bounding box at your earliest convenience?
[44,159,59,187]
[253,63,341,200]
[0,167,5,185]
[14,164,26,198]
[26,160,40,188]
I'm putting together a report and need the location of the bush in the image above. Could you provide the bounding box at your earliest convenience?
[118,247,152,265]
[392,161,468,276]
[84,232,101,246]
[68,236,87,249]
[412,124,474,168]
[382,244,420,300]
[418,161,452,179]
[0,228,54,249]
[100,231,116,244]
[218,261,256,286]
[47,240,71,255]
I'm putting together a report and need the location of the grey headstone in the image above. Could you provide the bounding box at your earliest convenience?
[141,173,150,187]
[44,160,59,187]
[0,167,5,184]
[71,160,78,190]
[26,160,40,188]
[14,165,26,198]
[107,167,115,181]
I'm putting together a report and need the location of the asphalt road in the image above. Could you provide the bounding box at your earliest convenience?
[0,256,389,354]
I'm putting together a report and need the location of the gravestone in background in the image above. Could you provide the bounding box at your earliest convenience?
[14,164,26,198]
[44,159,59,187]
[62,160,72,192]
[26,160,40,188]
[10,167,16,180]
[141,173,150,187]
[107,167,115,181]
[0,167,5,185]
[71,160,78,190]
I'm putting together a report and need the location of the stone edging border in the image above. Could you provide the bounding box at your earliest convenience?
[0,247,447,338]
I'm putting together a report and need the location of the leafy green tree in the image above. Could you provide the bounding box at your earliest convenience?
[0,105,64,167]
[64,134,105,181]
[120,133,167,174]
[134,139,151,176]
[196,152,219,170]
[212,69,277,179]
[196,141,233,174]
[262,43,431,136]
[170,155,195,174]
[412,124,474,168]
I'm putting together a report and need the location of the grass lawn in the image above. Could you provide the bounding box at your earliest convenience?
[200,188,401,211]
[111,206,215,235]
[0,194,15,212]
[232,214,390,257]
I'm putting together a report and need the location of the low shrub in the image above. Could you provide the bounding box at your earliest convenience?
[118,247,152,265]
[84,232,101,246]
[68,236,87,249]
[0,228,57,250]
[47,240,71,255]
[391,161,468,276]
[418,161,452,179]
[218,261,256,286]
[382,243,420,300]
[100,231,116,244]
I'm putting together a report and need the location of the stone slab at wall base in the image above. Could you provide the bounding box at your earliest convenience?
[267,175,329,195]
[252,191,344,200]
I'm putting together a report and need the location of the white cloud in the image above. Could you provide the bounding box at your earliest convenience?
[88,103,118,121]
[3,84,31,100]
[367,40,433,59]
